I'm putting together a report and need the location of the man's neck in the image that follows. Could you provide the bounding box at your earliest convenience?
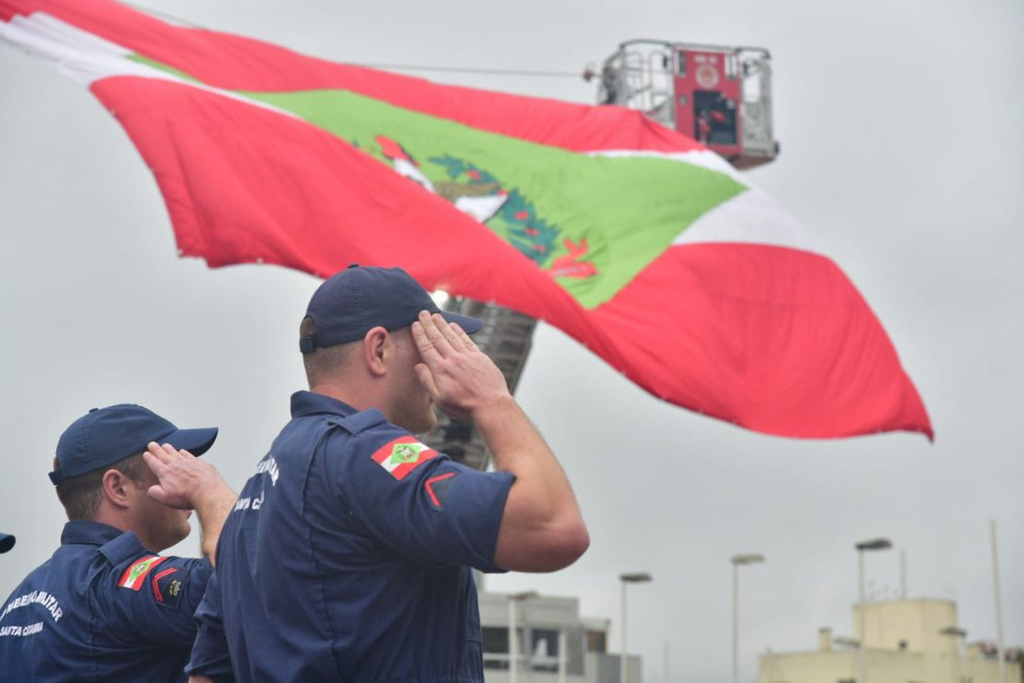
[90,506,131,536]
[310,381,390,420]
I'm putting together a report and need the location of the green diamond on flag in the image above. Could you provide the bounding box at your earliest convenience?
[390,443,425,465]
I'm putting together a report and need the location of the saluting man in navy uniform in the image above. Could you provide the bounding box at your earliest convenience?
[187,265,590,683]
[0,404,237,682]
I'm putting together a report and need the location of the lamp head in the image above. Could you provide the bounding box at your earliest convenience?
[855,538,893,552]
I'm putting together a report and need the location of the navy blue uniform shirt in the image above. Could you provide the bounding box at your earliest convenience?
[0,520,211,682]
[188,391,515,683]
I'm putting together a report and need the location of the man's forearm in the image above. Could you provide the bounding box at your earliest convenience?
[475,396,589,572]
[193,483,238,566]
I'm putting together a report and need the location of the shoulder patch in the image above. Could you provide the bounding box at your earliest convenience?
[117,555,168,591]
[371,436,439,480]
[151,566,185,610]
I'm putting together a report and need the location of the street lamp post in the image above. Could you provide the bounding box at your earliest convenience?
[991,520,1006,683]
[508,591,539,683]
[663,639,670,683]
[731,554,766,683]
[619,573,652,683]
[558,630,567,683]
[855,538,892,683]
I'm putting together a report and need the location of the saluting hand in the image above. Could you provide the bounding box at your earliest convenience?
[144,442,229,510]
[411,311,512,423]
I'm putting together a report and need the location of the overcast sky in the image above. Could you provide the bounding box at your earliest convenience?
[1,1,1022,681]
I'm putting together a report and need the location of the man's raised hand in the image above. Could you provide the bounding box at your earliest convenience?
[411,311,511,422]
[144,442,227,510]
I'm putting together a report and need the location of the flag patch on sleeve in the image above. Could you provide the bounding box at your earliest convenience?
[371,436,439,480]
[118,555,168,591]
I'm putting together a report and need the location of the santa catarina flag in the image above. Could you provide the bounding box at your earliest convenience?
[118,555,167,591]
[0,0,932,439]
[372,437,440,481]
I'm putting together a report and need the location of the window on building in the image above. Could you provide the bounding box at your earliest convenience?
[530,628,561,672]
[483,627,509,654]
[587,630,607,653]
[482,626,525,670]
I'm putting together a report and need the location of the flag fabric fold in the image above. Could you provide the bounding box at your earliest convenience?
[0,0,932,439]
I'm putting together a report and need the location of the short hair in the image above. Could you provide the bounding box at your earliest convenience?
[300,316,356,388]
[52,453,147,521]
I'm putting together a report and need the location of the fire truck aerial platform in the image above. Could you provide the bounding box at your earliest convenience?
[587,39,780,170]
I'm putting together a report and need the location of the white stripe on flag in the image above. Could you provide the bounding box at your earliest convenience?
[380,453,402,473]
[0,13,299,121]
[588,149,823,255]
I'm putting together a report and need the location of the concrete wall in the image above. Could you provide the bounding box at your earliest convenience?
[855,599,959,655]
[759,649,944,683]
[759,647,1022,683]
[481,653,641,683]
[759,649,856,683]
[585,653,642,683]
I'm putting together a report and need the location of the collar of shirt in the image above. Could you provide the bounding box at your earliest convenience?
[60,520,124,547]
[290,390,360,419]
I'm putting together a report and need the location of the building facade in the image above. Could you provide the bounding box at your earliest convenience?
[759,598,1022,683]
[478,591,642,683]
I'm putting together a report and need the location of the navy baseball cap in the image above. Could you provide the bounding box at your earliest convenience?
[300,265,483,354]
[0,533,14,554]
[49,404,218,485]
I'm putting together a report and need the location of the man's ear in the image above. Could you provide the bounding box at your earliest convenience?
[362,326,391,377]
[101,469,133,510]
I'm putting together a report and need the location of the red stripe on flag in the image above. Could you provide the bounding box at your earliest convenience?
[592,243,932,439]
